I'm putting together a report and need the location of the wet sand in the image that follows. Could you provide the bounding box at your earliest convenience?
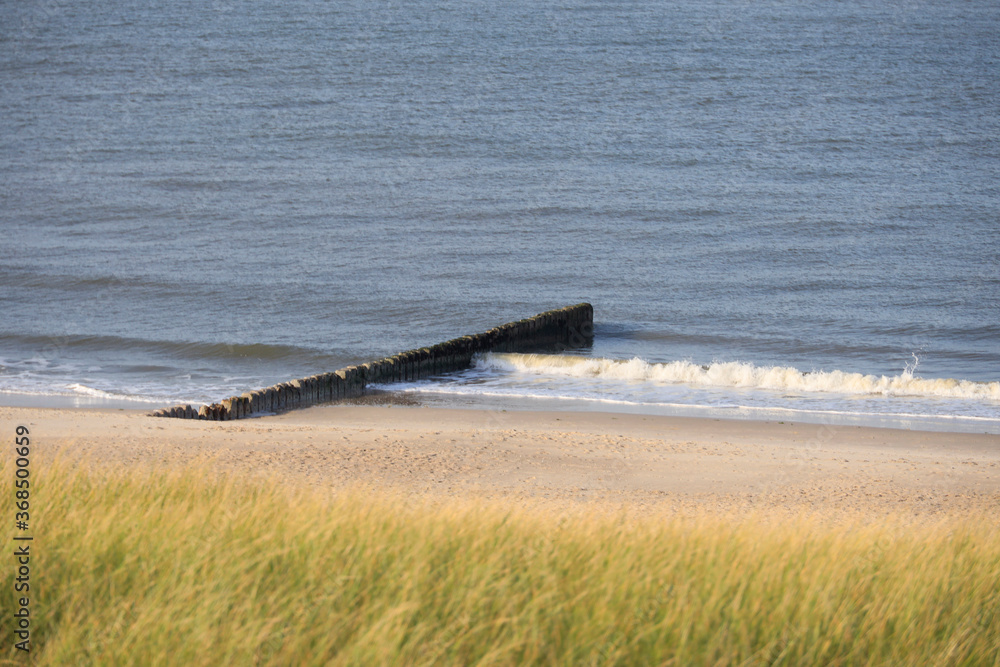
[4,404,998,518]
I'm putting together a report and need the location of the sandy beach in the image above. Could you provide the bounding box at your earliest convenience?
[4,402,997,519]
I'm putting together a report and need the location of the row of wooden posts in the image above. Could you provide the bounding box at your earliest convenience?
[151,303,593,420]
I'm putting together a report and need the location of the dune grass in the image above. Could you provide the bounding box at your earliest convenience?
[2,459,998,666]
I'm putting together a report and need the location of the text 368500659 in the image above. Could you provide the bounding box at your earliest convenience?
[13,425,32,653]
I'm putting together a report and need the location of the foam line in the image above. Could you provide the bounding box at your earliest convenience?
[476,353,1000,401]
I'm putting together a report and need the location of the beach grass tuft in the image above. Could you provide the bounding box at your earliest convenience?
[2,459,998,665]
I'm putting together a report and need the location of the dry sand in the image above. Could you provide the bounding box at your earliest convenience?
[3,403,998,518]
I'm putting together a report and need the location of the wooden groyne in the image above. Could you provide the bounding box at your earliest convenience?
[151,303,593,420]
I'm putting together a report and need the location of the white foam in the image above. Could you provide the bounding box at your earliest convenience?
[476,353,1000,401]
[66,383,165,404]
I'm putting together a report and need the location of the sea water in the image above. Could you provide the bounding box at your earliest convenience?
[1,0,998,432]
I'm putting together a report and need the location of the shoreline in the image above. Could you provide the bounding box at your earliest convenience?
[4,403,997,518]
[3,385,998,435]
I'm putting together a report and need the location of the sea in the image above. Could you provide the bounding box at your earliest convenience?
[2,0,998,433]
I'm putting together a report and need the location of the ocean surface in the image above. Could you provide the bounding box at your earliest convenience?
[2,0,998,433]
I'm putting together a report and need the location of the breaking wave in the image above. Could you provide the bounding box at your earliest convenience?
[476,353,1000,401]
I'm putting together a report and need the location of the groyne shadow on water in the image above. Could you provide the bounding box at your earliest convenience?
[151,303,593,420]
